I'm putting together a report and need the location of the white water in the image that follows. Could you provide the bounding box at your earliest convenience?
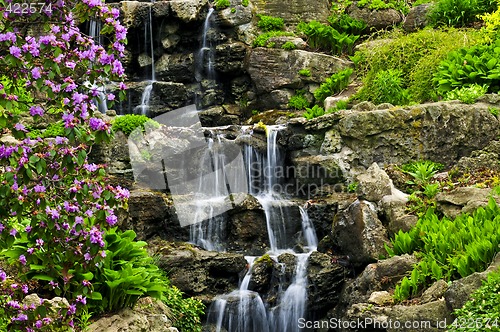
[196,7,215,82]
[135,4,156,115]
[88,19,108,114]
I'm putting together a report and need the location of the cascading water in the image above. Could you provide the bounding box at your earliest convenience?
[87,19,108,114]
[201,125,319,331]
[196,7,215,82]
[135,3,156,115]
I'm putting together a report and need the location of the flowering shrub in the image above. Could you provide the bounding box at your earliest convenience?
[0,0,131,329]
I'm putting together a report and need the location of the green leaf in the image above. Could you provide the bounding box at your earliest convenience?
[32,274,55,281]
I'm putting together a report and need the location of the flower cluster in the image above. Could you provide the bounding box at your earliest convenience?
[0,0,130,329]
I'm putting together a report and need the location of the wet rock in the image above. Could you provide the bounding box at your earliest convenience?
[88,297,178,332]
[155,53,195,83]
[347,4,403,30]
[247,48,352,94]
[150,240,247,300]
[215,42,248,74]
[199,106,240,127]
[290,154,345,195]
[120,1,152,28]
[403,4,432,32]
[332,200,390,267]
[170,0,208,23]
[249,254,277,293]
[351,100,376,112]
[355,163,393,203]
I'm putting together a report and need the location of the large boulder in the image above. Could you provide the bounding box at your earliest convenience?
[355,162,393,203]
[403,4,432,32]
[337,101,500,168]
[347,4,403,30]
[170,0,208,23]
[215,0,253,27]
[332,200,390,267]
[251,0,331,25]
[435,187,498,219]
[247,48,352,93]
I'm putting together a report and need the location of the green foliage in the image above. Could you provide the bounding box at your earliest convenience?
[428,0,496,27]
[215,0,230,10]
[423,183,440,199]
[388,198,500,301]
[328,99,350,113]
[444,84,489,103]
[354,28,483,103]
[489,106,500,116]
[27,121,66,139]
[252,31,294,47]
[347,182,359,193]
[242,0,249,6]
[296,20,360,55]
[358,69,410,105]
[401,160,443,188]
[112,114,160,136]
[257,15,285,31]
[313,68,353,103]
[288,91,310,110]
[450,268,500,332]
[164,285,205,332]
[328,13,367,35]
[298,69,311,77]
[303,105,325,119]
[433,40,500,96]
[282,41,297,50]
[357,0,410,14]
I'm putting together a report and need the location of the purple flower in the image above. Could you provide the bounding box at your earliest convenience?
[107,93,115,101]
[111,59,124,75]
[82,280,91,287]
[36,238,44,247]
[89,227,104,247]
[49,280,58,289]
[67,304,76,315]
[34,184,46,193]
[76,295,87,305]
[84,163,98,172]
[0,223,4,233]
[115,186,130,199]
[0,32,16,42]
[75,216,83,224]
[7,300,21,309]
[29,106,44,116]
[35,320,43,328]
[84,252,92,261]
[55,136,68,145]
[62,113,75,127]
[66,61,76,70]
[0,269,6,282]
[21,284,28,294]
[89,117,105,131]
[106,214,118,226]
[9,46,21,58]
[25,225,32,233]
[14,123,27,132]
[27,248,34,254]
[19,255,27,265]
[9,228,17,237]
[31,67,42,79]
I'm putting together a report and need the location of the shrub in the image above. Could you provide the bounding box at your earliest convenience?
[354,28,483,103]
[329,99,349,112]
[328,13,367,35]
[257,15,285,31]
[358,69,410,105]
[387,198,500,301]
[428,0,496,27]
[401,160,443,188]
[112,114,160,136]
[27,121,66,139]
[215,0,230,10]
[450,268,500,332]
[444,84,489,104]
[298,69,311,77]
[282,41,297,50]
[303,105,325,119]
[288,91,310,110]
[313,68,353,103]
[357,0,410,14]
[433,40,500,96]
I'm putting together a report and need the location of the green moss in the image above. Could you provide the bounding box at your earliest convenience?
[215,0,230,10]
[254,253,274,267]
[242,0,249,6]
[112,114,160,136]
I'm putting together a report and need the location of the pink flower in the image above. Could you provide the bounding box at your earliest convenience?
[31,67,42,79]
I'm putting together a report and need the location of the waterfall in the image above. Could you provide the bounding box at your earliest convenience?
[135,3,156,115]
[201,125,319,331]
[207,257,270,332]
[196,7,215,82]
[88,19,108,114]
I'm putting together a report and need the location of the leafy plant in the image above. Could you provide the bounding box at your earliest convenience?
[282,41,297,50]
[328,13,367,35]
[444,84,489,104]
[450,268,500,332]
[303,105,325,120]
[347,182,359,193]
[357,0,410,13]
[257,15,285,31]
[298,69,311,77]
[357,69,410,105]
[242,0,249,6]
[428,0,496,27]
[423,183,440,199]
[27,121,66,139]
[112,114,160,136]
[313,68,353,103]
[387,198,500,302]
[215,0,231,10]
[489,106,500,116]
[288,91,310,110]
[164,284,205,332]
[296,20,360,55]
[402,160,443,188]
[433,40,500,96]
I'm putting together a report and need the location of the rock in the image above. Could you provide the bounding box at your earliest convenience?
[266,36,308,50]
[320,129,342,154]
[120,1,151,28]
[403,4,432,32]
[324,96,349,111]
[454,140,500,174]
[150,240,247,299]
[351,100,375,112]
[89,130,133,180]
[215,1,253,27]
[290,154,345,195]
[332,200,390,267]
[380,190,416,235]
[170,0,208,23]
[421,279,448,304]
[214,42,248,74]
[307,251,346,316]
[247,48,352,94]
[337,102,500,168]
[249,254,277,293]
[155,53,195,83]
[435,187,497,219]
[199,106,240,127]
[355,163,393,202]
[445,253,500,310]
[252,0,331,25]
[347,4,403,30]
[368,291,394,306]
[88,297,178,332]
